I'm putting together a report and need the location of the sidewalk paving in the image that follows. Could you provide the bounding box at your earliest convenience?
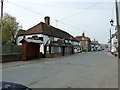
[2,52,84,69]
[2,58,47,69]
[2,51,118,70]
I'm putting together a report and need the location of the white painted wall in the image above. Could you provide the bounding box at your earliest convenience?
[17,36,23,45]
[111,35,118,53]
[17,34,43,45]
[72,41,80,46]
[25,34,43,38]
[74,46,81,53]
[43,35,50,44]
[17,34,81,54]
[72,40,81,53]
[54,37,60,41]
[17,34,44,54]
[40,44,44,54]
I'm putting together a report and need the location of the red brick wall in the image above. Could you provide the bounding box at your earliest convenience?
[64,52,72,56]
[45,53,62,58]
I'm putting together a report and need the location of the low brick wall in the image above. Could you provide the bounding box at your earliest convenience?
[2,53,44,63]
[45,53,52,58]
[64,52,72,56]
[45,52,73,58]
[45,53,62,58]
[2,53,22,63]
[51,53,63,58]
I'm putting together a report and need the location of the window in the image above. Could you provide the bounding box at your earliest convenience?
[51,46,62,53]
[65,47,72,52]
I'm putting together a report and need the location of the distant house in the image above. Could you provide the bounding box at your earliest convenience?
[111,32,118,55]
[75,32,91,52]
[91,39,100,51]
[18,16,80,60]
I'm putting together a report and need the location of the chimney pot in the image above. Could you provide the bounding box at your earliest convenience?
[82,32,85,37]
[44,16,50,25]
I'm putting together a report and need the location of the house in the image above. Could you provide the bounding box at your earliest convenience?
[18,16,80,60]
[111,32,118,56]
[91,39,100,51]
[75,32,91,52]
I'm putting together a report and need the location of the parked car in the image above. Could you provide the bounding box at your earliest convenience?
[0,81,32,90]
[97,47,102,51]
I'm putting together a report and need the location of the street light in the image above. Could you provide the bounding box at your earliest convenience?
[110,18,120,58]
[109,19,115,52]
[110,19,114,26]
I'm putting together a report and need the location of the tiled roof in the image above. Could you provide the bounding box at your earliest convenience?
[91,41,99,45]
[75,36,90,41]
[23,22,75,40]
[75,36,83,40]
[23,23,43,35]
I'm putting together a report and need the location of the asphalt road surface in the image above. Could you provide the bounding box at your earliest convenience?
[2,50,118,88]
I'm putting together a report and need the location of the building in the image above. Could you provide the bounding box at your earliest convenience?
[111,32,118,56]
[91,39,100,51]
[20,38,43,61]
[75,32,91,52]
[18,16,80,60]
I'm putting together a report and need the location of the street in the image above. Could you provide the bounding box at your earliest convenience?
[2,50,118,88]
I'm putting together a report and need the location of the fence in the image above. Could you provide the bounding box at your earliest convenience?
[2,44,22,63]
[2,44,21,54]
[44,45,74,58]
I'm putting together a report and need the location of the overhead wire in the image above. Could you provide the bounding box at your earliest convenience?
[10,0,103,22]
[8,1,82,9]
[5,0,45,17]
[58,0,103,21]
[5,0,84,31]
[5,0,103,35]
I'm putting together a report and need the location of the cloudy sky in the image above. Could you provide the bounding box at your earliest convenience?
[3,0,119,44]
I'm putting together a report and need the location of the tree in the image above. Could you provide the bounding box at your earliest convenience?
[2,13,21,44]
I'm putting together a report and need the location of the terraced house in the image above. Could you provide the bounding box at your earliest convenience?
[18,16,81,60]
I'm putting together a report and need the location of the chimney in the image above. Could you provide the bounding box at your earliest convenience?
[44,16,50,25]
[82,32,85,37]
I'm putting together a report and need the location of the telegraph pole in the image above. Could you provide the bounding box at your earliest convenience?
[0,0,3,63]
[1,0,3,29]
[115,0,120,59]
[1,0,3,19]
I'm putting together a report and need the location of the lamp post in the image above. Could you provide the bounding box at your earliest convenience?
[110,19,114,53]
[115,0,120,59]
[0,0,3,63]
[110,19,114,26]
[110,29,112,52]
[1,0,3,30]
[110,0,120,59]
[110,19,119,58]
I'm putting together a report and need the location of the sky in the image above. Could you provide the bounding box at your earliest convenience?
[2,0,119,44]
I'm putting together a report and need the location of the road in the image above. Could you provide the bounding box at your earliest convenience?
[2,50,118,88]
